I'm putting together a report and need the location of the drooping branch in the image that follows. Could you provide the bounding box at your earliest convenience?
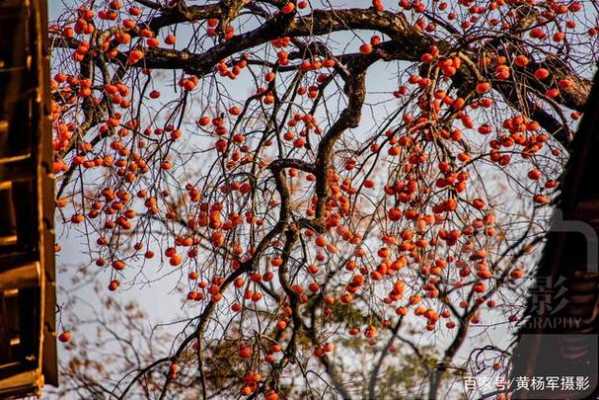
[52,7,593,150]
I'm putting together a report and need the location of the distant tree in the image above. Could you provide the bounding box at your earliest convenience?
[49,0,595,398]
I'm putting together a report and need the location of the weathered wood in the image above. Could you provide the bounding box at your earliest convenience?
[0,0,57,397]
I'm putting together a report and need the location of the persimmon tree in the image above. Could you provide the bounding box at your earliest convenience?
[49,0,596,398]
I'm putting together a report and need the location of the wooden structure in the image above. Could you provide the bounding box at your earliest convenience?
[0,0,57,397]
[511,72,599,398]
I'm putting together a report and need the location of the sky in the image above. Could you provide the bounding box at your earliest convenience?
[45,0,569,397]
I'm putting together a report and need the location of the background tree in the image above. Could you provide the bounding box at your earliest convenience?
[49,0,596,398]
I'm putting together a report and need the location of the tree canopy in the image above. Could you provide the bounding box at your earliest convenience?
[49,0,597,398]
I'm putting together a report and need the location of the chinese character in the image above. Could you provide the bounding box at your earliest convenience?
[515,376,530,391]
[546,376,559,391]
[529,275,568,315]
[463,375,477,392]
[496,376,511,392]
[531,376,545,391]
[478,375,495,389]
[561,376,575,391]
[575,376,590,391]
